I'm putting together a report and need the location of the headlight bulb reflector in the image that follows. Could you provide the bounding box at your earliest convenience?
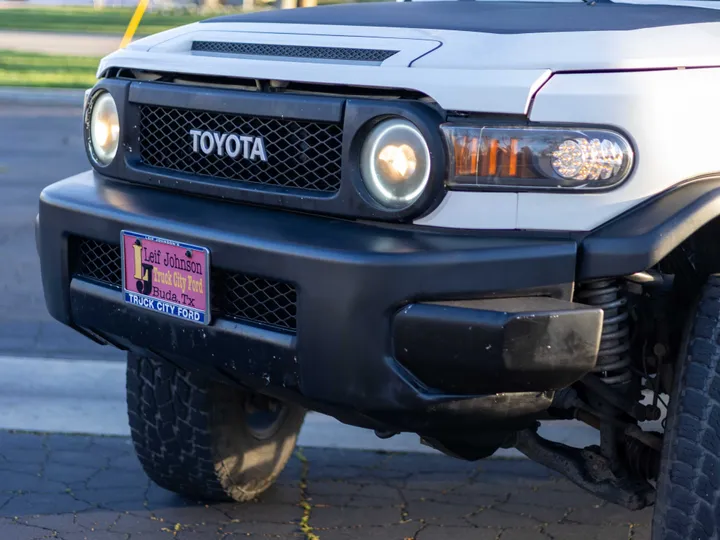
[360,119,431,209]
[88,91,120,166]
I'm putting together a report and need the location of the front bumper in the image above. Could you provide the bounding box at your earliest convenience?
[37,171,602,434]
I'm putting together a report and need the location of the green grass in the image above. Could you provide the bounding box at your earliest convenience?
[0,6,227,36]
[0,50,100,88]
[0,2,376,36]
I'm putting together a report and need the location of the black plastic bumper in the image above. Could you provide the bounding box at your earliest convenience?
[37,172,602,433]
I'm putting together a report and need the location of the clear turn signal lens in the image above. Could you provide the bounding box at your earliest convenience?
[442,125,634,191]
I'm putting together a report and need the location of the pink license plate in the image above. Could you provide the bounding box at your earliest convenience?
[121,231,210,325]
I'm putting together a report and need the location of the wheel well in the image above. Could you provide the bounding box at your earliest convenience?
[646,216,720,361]
[657,216,720,299]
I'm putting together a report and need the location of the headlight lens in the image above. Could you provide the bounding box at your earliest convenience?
[442,125,634,191]
[88,91,120,166]
[360,118,431,209]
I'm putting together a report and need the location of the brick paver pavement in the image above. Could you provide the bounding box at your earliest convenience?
[0,430,653,539]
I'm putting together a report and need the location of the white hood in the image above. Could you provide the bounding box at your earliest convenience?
[98,0,720,114]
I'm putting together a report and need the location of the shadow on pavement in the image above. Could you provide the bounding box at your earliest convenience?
[0,431,652,539]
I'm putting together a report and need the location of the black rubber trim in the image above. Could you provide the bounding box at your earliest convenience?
[579,176,720,280]
[393,297,602,395]
[128,81,344,123]
[37,171,580,432]
[202,2,720,34]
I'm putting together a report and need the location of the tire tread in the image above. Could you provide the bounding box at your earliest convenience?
[127,354,304,501]
[654,278,720,539]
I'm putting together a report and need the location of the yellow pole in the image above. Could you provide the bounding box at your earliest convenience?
[120,0,151,49]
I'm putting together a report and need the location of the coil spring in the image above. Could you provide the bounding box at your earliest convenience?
[625,436,661,481]
[575,279,632,387]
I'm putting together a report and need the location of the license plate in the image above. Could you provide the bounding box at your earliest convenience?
[121,231,210,325]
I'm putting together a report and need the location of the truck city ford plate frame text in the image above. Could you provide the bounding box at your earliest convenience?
[121,231,210,325]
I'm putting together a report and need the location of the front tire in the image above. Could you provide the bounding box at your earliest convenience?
[126,353,306,502]
[653,276,720,540]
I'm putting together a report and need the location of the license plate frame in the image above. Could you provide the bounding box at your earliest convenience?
[120,230,211,325]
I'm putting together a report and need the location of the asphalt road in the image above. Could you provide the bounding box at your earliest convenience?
[0,100,655,539]
[0,102,123,360]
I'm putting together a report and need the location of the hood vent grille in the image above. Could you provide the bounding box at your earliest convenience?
[191,40,398,63]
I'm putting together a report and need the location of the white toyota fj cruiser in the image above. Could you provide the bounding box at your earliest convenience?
[35,0,720,537]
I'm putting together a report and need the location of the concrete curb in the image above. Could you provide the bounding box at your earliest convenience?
[0,87,85,106]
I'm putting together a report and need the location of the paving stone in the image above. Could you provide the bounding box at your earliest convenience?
[500,529,552,540]
[18,514,80,533]
[63,532,130,540]
[312,504,402,529]
[144,482,190,509]
[466,507,541,529]
[406,500,480,527]
[567,504,652,526]
[495,502,573,524]
[306,481,361,497]
[0,460,40,475]
[1,448,48,465]
[0,430,655,540]
[106,452,141,471]
[354,484,403,501]
[310,493,386,509]
[513,486,606,509]
[323,522,421,540]
[109,512,167,535]
[222,521,302,536]
[71,487,151,512]
[629,523,652,540]
[0,470,67,495]
[221,501,301,524]
[44,434,94,452]
[72,509,125,532]
[147,502,234,526]
[403,489,501,509]
[42,462,98,484]
[85,468,149,490]
[257,484,301,506]
[416,524,500,540]
[544,523,632,540]
[1,491,92,516]
[0,431,46,451]
[0,519,55,540]
[49,450,109,470]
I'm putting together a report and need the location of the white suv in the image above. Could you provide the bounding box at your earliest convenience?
[36,2,720,537]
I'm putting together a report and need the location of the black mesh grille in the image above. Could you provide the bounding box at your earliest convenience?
[213,271,297,331]
[72,238,297,332]
[138,105,343,193]
[76,239,122,288]
[192,40,398,63]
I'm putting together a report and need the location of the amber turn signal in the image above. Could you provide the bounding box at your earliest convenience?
[441,125,634,191]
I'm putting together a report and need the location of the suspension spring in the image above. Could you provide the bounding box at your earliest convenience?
[576,279,632,388]
[625,436,661,481]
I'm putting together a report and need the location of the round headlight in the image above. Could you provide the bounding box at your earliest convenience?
[89,92,120,166]
[360,118,431,210]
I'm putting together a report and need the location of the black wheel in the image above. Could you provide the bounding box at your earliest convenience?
[654,275,720,540]
[126,353,306,502]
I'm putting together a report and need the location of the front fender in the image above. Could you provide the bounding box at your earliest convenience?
[579,175,720,280]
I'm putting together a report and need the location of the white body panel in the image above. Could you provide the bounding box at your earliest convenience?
[520,69,720,231]
[102,26,552,115]
[421,67,720,231]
